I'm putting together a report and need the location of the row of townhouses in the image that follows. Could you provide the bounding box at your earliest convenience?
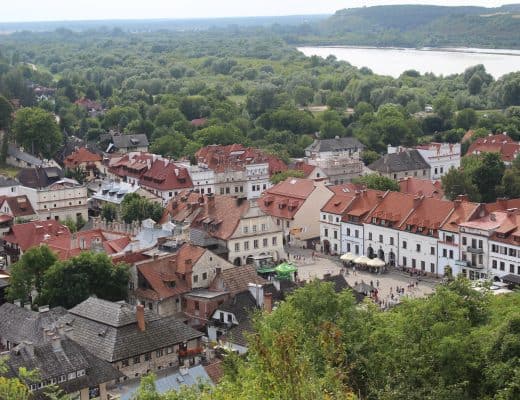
[320,188,520,282]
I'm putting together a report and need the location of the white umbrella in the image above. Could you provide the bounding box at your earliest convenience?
[0,274,9,279]
[367,258,385,267]
[354,256,371,264]
[340,253,355,261]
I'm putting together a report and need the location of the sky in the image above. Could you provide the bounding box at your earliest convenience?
[0,1,514,23]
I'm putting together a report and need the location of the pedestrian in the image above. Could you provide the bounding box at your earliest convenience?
[353,266,356,275]
[376,279,380,288]
[370,280,374,287]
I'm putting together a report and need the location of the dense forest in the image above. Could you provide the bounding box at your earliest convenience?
[0,27,519,165]
[286,4,520,49]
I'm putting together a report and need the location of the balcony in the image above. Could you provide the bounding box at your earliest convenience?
[466,246,484,254]
[468,264,485,270]
[455,260,469,267]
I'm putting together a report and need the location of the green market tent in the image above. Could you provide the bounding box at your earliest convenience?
[275,262,297,279]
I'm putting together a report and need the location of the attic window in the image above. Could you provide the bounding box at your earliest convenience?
[406,224,412,231]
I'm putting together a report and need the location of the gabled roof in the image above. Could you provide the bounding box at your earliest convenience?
[399,197,454,235]
[63,297,203,362]
[211,265,266,295]
[64,147,102,168]
[321,184,359,215]
[0,303,68,345]
[368,150,429,174]
[140,159,193,191]
[215,290,257,324]
[342,189,385,221]
[1,195,37,217]
[4,338,123,396]
[441,199,480,233]
[466,133,520,163]
[259,178,319,219]
[365,191,416,227]
[305,137,364,153]
[17,166,64,189]
[7,144,43,166]
[3,220,71,252]
[399,177,444,199]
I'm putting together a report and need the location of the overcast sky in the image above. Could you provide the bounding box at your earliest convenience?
[0,1,513,22]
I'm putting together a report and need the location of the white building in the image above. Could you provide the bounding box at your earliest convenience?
[245,163,271,199]
[415,142,461,180]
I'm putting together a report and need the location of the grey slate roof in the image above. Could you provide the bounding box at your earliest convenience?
[0,175,20,188]
[217,291,257,324]
[7,144,43,166]
[368,150,429,174]
[305,137,364,153]
[226,319,254,348]
[4,338,123,399]
[112,134,149,150]
[0,303,68,345]
[62,297,203,362]
[17,166,64,189]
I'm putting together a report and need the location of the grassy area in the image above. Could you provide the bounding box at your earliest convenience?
[228,95,246,105]
[0,165,21,179]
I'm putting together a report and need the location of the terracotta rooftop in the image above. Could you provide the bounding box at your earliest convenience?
[441,198,481,233]
[399,177,444,199]
[342,189,385,221]
[466,133,520,163]
[140,159,193,191]
[321,184,360,215]
[490,211,520,245]
[399,197,454,236]
[0,195,36,218]
[259,178,318,220]
[136,254,190,300]
[3,221,71,252]
[365,191,418,227]
[64,147,102,168]
[210,265,266,295]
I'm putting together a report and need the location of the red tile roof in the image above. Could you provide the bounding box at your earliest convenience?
[321,184,360,215]
[490,210,520,245]
[64,147,102,168]
[140,159,193,191]
[365,191,417,227]
[175,243,206,275]
[74,98,102,111]
[44,229,131,261]
[259,178,318,219]
[190,118,208,127]
[466,133,520,163]
[3,221,71,252]
[441,199,480,233]
[210,265,266,295]
[399,197,454,236]
[485,198,520,213]
[294,161,316,178]
[342,189,385,221]
[399,177,444,199]
[204,360,224,384]
[108,152,155,180]
[195,144,286,175]
[0,195,36,218]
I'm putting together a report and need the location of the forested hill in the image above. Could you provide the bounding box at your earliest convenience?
[288,4,520,49]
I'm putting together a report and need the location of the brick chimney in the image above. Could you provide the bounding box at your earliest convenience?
[136,304,146,332]
[263,292,273,313]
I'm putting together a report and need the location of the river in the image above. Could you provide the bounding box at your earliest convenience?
[297,46,520,79]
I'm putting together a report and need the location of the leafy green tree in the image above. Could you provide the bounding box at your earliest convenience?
[441,167,480,202]
[62,217,77,233]
[270,170,305,184]
[473,152,505,203]
[434,94,455,124]
[353,173,400,191]
[101,203,117,222]
[121,193,163,224]
[39,252,129,308]
[0,95,13,130]
[293,86,314,106]
[455,108,478,130]
[7,246,58,303]
[150,134,188,158]
[360,150,380,165]
[12,107,62,159]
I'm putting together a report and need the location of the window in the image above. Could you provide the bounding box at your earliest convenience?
[202,272,207,280]
[194,301,199,310]
[133,356,141,364]
[412,259,417,268]
[430,247,435,255]
[68,372,77,380]
[379,235,383,243]
[193,275,198,283]
[510,264,515,273]
[402,241,407,249]
[478,240,483,249]
[462,237,467,246]
[261,224,266,231]
[449,250,454,259]
[355,245,359,255]
[166,346,173,354]
[334,231,338,239]
[416,244,421,252]
[355,230,359,238]
[235,243,240,252]
[252,225,257,233]
[390,237,394,246]
[402,257,407,266]
[443,249,447,257]
[430,263,435,273]
[253,240,259,249]
[145,353,152,361]
[272,237,277,245]
[421,261,425,270]
[322,214,326,220]
[156,349,164,358]
[243,226,248,234]
[500,262,505,271]
[368,232,372,241]
[227,314,232,322]
[324,229,328,237]
[263,238,268,247]
[244,241,249,250]
[347,228,351,236]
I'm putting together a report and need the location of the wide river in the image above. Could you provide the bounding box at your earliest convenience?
[297,46,520,79]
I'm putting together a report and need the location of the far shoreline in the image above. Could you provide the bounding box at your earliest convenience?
[297,45,520,57]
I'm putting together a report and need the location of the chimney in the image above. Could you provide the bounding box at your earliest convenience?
[136,304,146,332]
[247,283,264,307]
[51,335,62,352]
[263,292,273,313]
[413,195,423,209]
